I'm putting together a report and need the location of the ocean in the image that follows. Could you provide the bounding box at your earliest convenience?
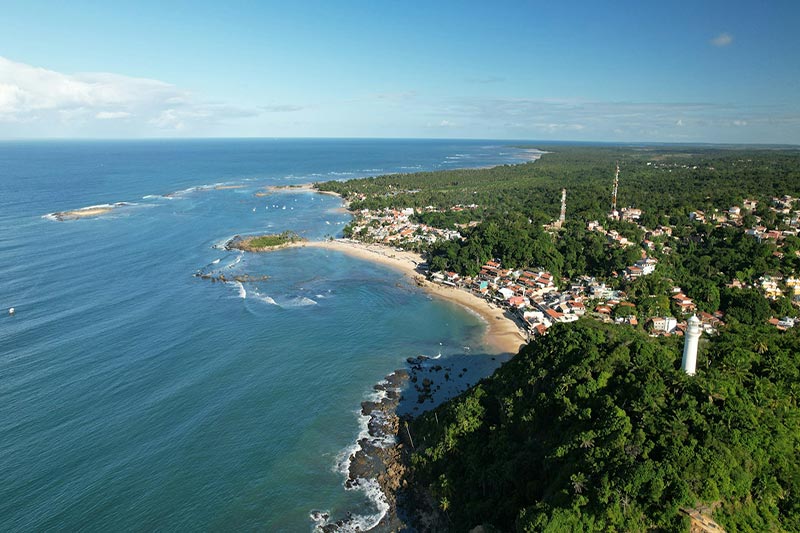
[0,139,531,531]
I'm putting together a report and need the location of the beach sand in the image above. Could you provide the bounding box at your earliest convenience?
[265,183,343,196]
[290,239,527,355]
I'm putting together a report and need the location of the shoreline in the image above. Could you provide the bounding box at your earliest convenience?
[283,239,527,355]
[263,183,342,196]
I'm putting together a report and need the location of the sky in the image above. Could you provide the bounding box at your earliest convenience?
[1,0,798,143]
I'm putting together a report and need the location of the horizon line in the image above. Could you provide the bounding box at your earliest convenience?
[0,136,798,149]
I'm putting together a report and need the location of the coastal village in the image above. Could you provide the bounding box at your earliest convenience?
[339,166,800,340]
[310,157,800,533]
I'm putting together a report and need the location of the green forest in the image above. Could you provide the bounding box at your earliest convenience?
[318,145,800,531]
[317,145,800,228]
[407,320,800,532]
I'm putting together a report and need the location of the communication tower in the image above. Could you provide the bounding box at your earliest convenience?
[611,162,620,215]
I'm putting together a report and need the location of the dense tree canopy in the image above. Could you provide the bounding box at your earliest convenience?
[407,320,800,532]
[318,145,800,228]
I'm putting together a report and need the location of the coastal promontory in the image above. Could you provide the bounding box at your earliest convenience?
[224,231,304,252]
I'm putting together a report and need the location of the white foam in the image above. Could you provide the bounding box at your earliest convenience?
[319,377,403,531]
[211,258,221,265]
[341,479,390,532]
[164,186,199,198]
[252,293,279,306]
[232,281,246,299]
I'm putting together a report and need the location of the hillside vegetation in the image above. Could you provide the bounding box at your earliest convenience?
[407,320,800,532]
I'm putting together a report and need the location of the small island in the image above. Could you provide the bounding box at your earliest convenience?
[224,231,305,252]
[46,202,131,221]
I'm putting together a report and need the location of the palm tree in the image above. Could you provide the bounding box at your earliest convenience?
[571,473,587,494]
[753,339,769,354]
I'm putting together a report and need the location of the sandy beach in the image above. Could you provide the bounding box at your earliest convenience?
[289,239,527,355]
[264,183,342,196]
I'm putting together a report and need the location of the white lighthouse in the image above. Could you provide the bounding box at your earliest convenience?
[681,315,702,375]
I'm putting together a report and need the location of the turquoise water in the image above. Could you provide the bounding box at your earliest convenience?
[0,139,529,531]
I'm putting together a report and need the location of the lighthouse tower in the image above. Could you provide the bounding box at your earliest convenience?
[681,315,702,375]
[559,188,566,225]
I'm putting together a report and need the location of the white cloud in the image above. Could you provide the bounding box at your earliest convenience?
[420,96,799,142]
[711,32,733,47]
[532,122,585,132]
[96,111,131,120]
[0,56,259,134]
[261,104,305,113]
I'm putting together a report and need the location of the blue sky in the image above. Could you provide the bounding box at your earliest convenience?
[1,0,798,143]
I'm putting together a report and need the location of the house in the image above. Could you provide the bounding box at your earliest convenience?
[672,293,697,313]
[445,271,460,283]
[545,308,565,322]
[508,296,528,308]
[620,207,643,221]
[770,317,796,331]
[568,301,586,316]
[635,257,658,275]
[497,287,515,301]
[698,311,723,333]
[625,265,643,280]
[760,277,783,299]
[649,316,678,333]
[742,199,758,211]
[532,323,548,337]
